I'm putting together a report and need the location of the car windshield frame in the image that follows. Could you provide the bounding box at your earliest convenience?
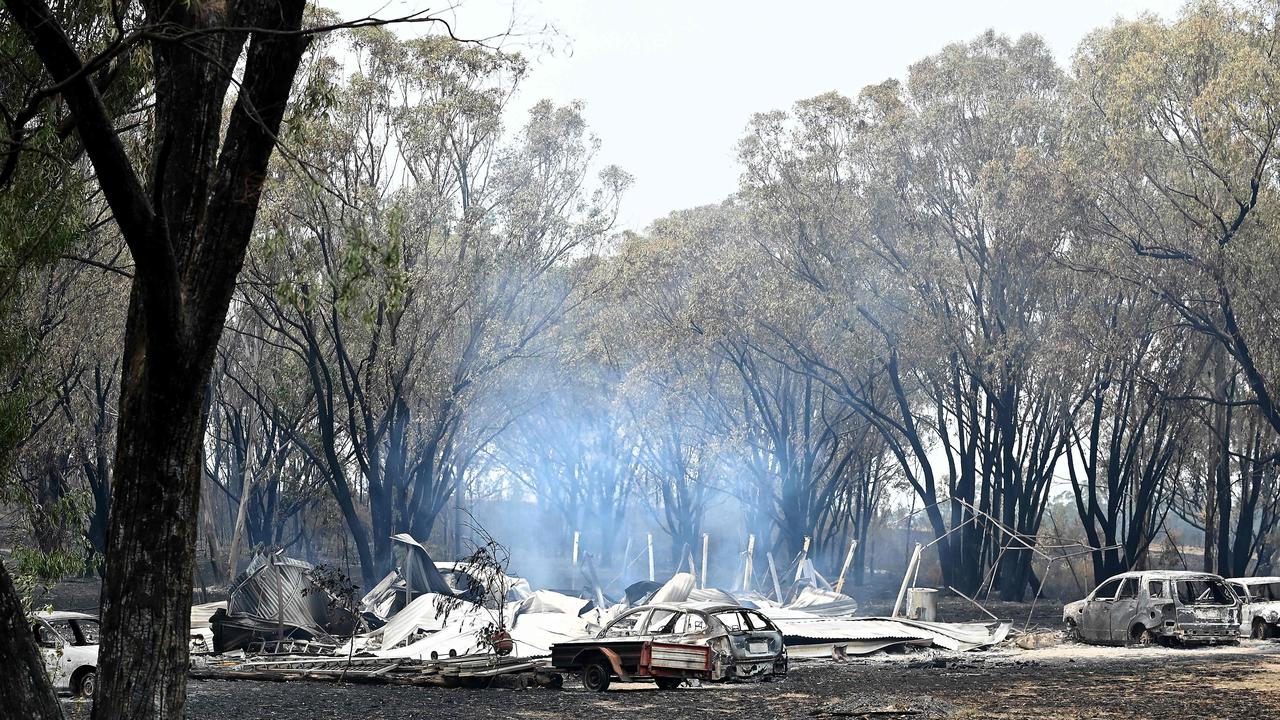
[1248,582,1280,602]
[710,609,777,633]
[1175,578,1234,606]
[599,607,687,638]
[71,618,100,645]
[1091,578,1123,601]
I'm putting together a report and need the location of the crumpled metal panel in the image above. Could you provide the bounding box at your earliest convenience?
[227,553,325,633]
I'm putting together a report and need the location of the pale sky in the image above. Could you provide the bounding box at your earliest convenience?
[326,0,1185,231]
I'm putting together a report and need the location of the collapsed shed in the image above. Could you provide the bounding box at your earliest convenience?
[212,552,359,653]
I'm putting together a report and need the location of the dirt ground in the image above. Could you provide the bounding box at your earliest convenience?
[44,579,1276,719]
[58,640,1280,719]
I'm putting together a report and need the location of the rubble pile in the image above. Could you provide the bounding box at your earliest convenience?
[194,537,1010,688]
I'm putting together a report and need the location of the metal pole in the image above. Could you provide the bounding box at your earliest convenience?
[794,536,811,583]
[835,539,858,595]
[647,533,655,582]
[700,533,709,589]
[892,543,923,618]
[767,552,783,602]
[273,554,283,642]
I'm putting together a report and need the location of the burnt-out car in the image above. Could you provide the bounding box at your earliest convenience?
[550,602,787,691]
[1226,576,1280,639]
[1063,571,1240,646]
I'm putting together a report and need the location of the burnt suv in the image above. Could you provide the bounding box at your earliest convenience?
[1063,571,1240,646]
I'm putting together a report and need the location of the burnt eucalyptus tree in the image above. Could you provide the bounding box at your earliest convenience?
[2,0,311,715]
[1071,4,1280,440]
[738,33,1079,598]
[205,332,326,577]
[1061,277,1199,581]
[602,217,738,567]
[1170,388,1280,576]
[245,30,626,584]
[1070,3,1280,576]
[13,246,126,568]
[0,3,145,714]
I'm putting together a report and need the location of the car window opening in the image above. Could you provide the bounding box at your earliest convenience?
[1175,579,1233,605]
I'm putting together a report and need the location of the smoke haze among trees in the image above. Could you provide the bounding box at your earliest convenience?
[6,6,1280,714]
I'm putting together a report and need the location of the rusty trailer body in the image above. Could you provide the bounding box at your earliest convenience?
[550,639,712,691]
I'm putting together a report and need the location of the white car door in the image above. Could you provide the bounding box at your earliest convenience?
[33,619,71,690]
[1229,582,1252,635]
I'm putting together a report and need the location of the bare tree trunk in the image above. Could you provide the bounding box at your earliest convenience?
[1,1,309,717]
[0,558,62,720]
[226,431,256,582]
[1207,345,1230,573]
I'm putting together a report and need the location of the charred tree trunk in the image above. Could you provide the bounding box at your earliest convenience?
[1206,346,1231,574]
[0,558,62,720]
[97,321,208,713]
[3,1,309,717]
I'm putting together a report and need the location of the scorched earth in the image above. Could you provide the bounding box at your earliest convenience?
[60,641,1280,719]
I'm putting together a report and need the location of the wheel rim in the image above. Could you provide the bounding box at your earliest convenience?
[1137,630,1152,646]
[585,665,606,690]
[1254,620,1266,639]
[80,673,95,697]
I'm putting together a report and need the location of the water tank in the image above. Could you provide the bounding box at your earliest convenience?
[906,587,938,622]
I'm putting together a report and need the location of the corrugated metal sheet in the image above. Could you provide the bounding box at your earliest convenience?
[227,554,324,632]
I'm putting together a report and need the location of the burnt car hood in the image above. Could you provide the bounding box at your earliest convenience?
[1246,600,1280,623]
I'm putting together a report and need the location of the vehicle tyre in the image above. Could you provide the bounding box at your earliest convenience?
[1064,619,1080,643]
[582,659,612,692]
[1132,626,1155,647]
[1253,618,1268,640]
[655,677,682,691]
[75,669,96,699]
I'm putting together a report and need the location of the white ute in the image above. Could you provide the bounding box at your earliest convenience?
[31,610,99,697]
[1227,577,1280,639]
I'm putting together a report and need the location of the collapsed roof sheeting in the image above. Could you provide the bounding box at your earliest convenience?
[370,592,454,651]
[688,587,739,606]
[645,573,696,605]
[191,601,226,631]
[364,589,604,659]
[392,534,454,597]
[785,587,860,617]
[758,609,1010,658]
[228,554,326,634]
[514,590,592,617]
[360,536,505,620]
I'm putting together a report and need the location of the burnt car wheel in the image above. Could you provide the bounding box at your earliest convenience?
[655,677,682,691]
[1064,619,1080,642]
[582,660,612,692]
[75,669,96,698]
[1252,618,1270,640]
[1131,626,1156,647]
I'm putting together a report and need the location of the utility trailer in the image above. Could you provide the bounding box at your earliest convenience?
[550,639,712,692]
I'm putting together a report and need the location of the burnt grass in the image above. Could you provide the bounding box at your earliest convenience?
[59,644,1280,720]
[49,590,1279,719]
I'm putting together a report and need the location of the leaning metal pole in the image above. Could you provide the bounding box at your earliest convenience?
[892,543,923,618]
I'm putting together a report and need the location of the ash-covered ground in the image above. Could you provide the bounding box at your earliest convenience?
[60,641,1280,720]
[47,579,1277,719]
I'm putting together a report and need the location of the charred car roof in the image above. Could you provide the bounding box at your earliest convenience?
[1228,576,1280,585]
[33,611,97,621]
[1106,571,1225,581]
